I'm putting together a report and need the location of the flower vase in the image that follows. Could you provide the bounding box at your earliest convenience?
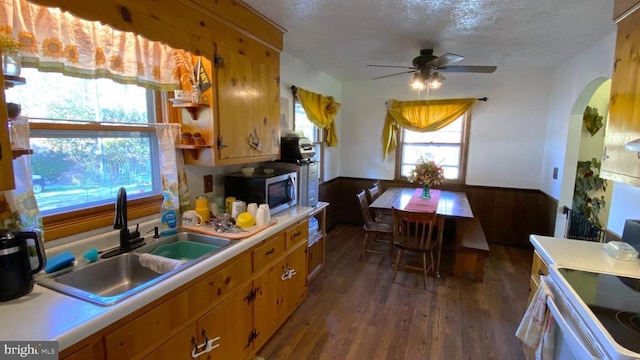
[421,183,431,199]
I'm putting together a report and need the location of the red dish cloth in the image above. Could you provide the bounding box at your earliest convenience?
[404,188,441,213]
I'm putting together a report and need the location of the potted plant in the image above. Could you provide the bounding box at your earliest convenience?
[573,158,607,228]
[583,106,604,137]
[407,156,445,199]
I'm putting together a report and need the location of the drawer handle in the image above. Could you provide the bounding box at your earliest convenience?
[293,231,301,237]
[265,248,275,256]
[538,269,545,276]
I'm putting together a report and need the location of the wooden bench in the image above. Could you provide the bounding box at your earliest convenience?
[453,217,490,282]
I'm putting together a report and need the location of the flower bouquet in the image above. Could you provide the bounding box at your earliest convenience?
[408,156,445,199]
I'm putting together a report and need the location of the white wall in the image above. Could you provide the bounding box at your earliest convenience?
[340,70,551,189]
[278,52,343,181]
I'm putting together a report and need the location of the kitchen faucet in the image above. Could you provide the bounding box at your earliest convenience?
[101,187,145,258]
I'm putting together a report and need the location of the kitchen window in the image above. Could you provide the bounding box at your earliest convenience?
[294,100,324,181]
[6,68,162,240]
[395,112,470,183]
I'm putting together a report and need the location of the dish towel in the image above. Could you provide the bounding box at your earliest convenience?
[139,253,187,274]
[516,275,556,360]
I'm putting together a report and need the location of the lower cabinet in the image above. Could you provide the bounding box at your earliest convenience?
[527,250,549,305]
[144,282,254,360]
[61,218,310,360]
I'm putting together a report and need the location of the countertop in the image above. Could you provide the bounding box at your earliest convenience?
[0,206,316,350]
[530,235,640,277]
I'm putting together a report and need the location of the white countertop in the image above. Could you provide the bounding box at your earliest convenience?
[530,235,640,277]
[0,206,316,350]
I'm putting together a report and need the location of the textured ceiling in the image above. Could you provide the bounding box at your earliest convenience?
[243,0,617,81]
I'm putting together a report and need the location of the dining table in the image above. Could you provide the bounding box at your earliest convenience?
[368,187,474,277]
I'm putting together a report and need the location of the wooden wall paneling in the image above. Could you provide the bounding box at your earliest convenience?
[325,178,557,248]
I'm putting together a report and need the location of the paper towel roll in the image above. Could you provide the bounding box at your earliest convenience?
[139,253,187,274]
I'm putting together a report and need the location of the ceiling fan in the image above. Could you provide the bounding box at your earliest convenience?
[367,49,497,90]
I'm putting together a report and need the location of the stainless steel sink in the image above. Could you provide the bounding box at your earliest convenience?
[38,232,235,306]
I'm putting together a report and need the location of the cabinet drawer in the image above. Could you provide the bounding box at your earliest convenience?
[530,250,548,287]
[286,220,308,249]
[188,252,252,312]
[253,233,285,271]
[105,291,191,359]
[142,323,197,360]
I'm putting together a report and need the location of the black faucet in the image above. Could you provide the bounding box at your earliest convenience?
[101,187,145,258]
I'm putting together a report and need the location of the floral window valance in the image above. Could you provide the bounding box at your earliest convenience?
[0,0,179,90]
[382,98,476,159]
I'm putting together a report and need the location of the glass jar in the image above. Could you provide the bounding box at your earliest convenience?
[2,53,21,76]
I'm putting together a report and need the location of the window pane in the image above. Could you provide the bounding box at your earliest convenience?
[30,131,158,215]
[401,145,460,179]
[403,116,463,144]
[6,68,150,124]
[294,102,318,142]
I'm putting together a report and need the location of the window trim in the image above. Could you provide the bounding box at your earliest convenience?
[394,111,472,184]
[293,98,325,182]
[31,92,166,242]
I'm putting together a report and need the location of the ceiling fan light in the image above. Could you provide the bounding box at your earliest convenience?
[410,73,426,90]
[427,72,445,89]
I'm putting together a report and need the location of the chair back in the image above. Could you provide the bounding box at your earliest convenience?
[391,208,437,250]
[366,185,381,203]
[356,190,374,224]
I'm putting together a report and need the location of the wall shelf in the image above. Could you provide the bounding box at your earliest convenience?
[171,102,208,120]
[4,75,26,89]
[12,148,33,159]
[175,144,211,160]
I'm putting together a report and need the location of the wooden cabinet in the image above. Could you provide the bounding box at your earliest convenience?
[308,202,328,283]
[65,219,309,360]
[601,7,640,186]
[613,0,640,20]
[0,69,16,191]
[177,42,281,166]
[527,250,549,305]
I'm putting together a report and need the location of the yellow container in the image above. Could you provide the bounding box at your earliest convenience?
[195,196,208,209]
[225,197,236,214]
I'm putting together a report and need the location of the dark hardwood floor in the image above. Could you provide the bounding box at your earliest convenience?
[257,224,533,360]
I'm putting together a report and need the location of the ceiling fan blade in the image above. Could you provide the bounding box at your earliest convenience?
[427,53,464,67]
[367,64,417,70]
[371,70,416,80]
[437,65,497,73]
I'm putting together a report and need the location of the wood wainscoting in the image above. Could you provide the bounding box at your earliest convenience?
[318,178,558,248]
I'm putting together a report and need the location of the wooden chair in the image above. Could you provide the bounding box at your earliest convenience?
[391,207,438,289]
[356,190,393,259]
[366,184,393,224]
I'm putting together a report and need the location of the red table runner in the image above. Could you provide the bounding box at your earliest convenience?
[404,188,440,213]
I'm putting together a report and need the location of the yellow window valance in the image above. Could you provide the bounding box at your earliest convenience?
[382,98,476,159]
[0,0,179,90]
[296,87,341,147]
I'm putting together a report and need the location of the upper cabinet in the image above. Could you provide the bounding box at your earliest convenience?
[601,6,640,186]
[613,0,640,21]
[30,0,284,166]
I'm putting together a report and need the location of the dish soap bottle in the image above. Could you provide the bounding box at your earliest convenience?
[160,192,178,236]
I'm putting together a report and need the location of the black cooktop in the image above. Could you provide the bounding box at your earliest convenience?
[558,268,640,353]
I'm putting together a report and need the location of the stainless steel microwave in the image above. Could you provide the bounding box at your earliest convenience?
[224,169,297,215]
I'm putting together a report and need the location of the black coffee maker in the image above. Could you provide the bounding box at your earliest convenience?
[0,229,45,301]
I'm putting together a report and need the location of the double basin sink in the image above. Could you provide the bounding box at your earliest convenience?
[38,232,234,306]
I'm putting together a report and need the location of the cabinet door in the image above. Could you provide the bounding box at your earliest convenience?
[215,44,254,160]
[253,61,281,157]
[601,9,640,186]
[142,323,198,360]
[197,281,254,360]
[282,242,308,319]
[253,255,287,351]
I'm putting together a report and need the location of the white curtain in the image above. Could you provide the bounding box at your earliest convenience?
[0,116,41,230]
[155,123,190,213]
[0,0,179,90]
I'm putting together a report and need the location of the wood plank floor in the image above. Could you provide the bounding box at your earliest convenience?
[257,224,533,360]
